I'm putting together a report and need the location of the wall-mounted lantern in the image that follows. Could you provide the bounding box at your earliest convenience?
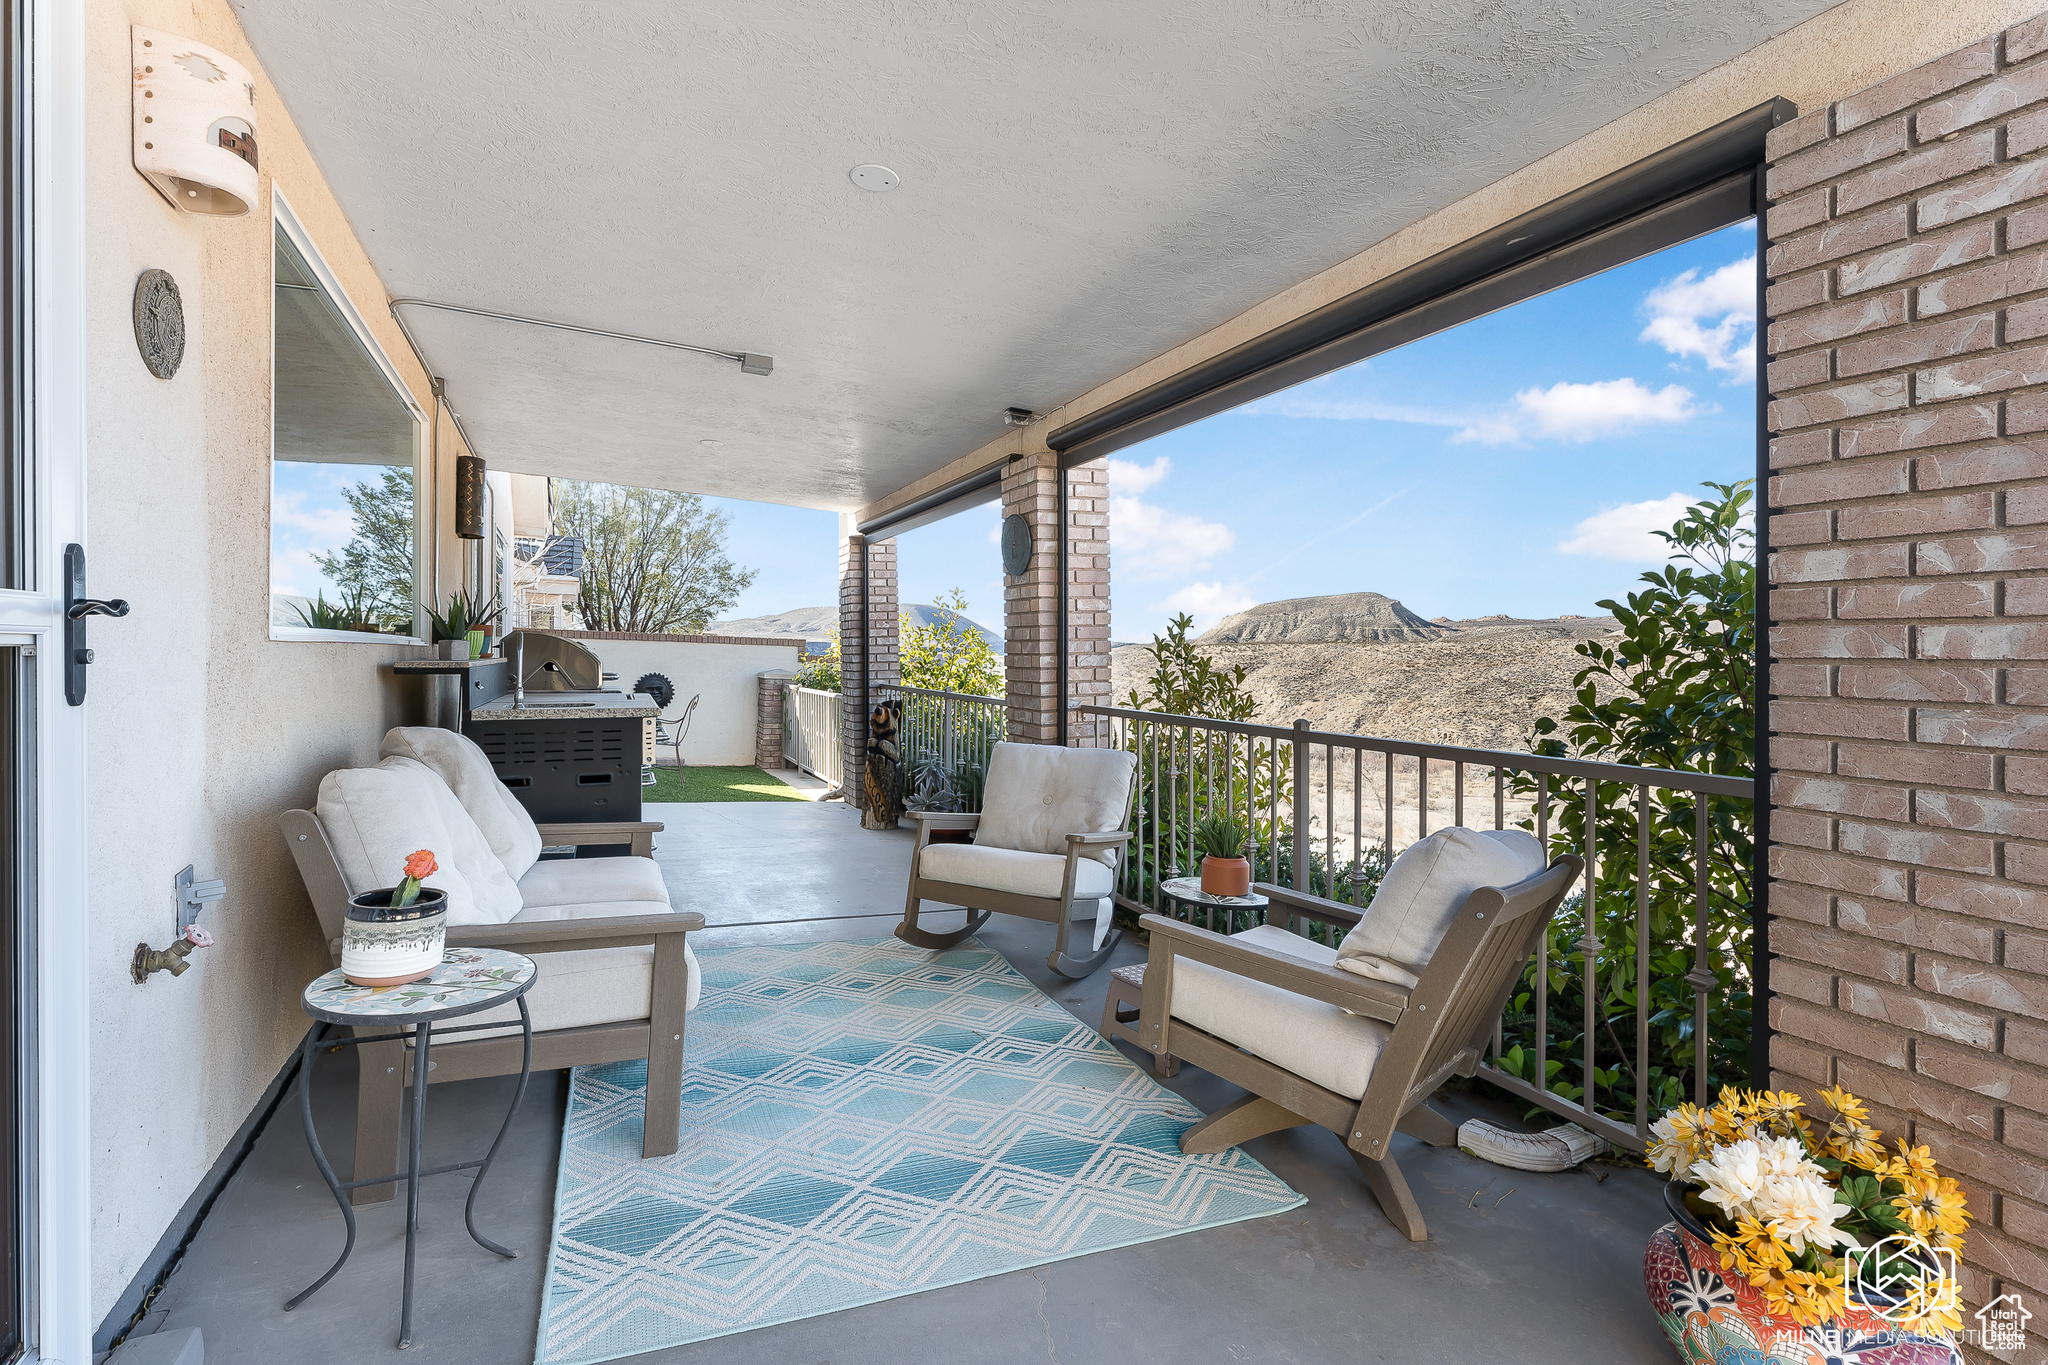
[132,27,259,216]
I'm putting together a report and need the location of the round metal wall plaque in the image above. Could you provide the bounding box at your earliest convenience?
[1000,513,1032,577]
[132,269,185,379]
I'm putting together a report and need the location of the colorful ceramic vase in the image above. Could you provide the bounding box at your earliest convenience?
[1644,1183,1961,1365]
[341,886,448,987]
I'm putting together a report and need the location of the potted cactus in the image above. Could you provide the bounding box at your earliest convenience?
[1192,814,1251,897]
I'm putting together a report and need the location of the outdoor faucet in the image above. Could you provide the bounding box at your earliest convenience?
[132,923,214,984]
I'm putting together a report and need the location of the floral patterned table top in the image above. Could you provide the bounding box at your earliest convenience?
[1159,877,1269,908]
[302,947,536,1024]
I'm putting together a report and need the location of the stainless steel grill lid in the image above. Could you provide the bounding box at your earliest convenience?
[503,629,604,691]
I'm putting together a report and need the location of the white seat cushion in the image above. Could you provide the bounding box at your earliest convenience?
[1171,923,1390,1100]
[517,856,671,910]
[381,727,544,882]
[315,758,521,928]
[918,842,1114,900]
[974,743,1135,866]
[1335,827,1546,989]
[456,904,701,1040]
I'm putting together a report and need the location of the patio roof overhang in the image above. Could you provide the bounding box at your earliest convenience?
[236,1,1836,513]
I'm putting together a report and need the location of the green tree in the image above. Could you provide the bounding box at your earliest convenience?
[899,589,1003,696]
[556,482,757,633]
[1501,480,1757,1120]
[312,465,416,632]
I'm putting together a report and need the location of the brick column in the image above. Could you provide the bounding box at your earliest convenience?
[1001,452,1112,746]
[1003,453,1059,742]
[1068,457,1113,746]
[837,529,898,807]
[756,670,794,770]
[1764,17,2048,1349]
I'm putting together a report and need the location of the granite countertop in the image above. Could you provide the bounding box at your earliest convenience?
[390,657,508,673]
[469,690,660,720]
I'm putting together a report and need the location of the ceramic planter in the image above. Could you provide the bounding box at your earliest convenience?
[466,629,486,657]
[341,886,448,987]
[1199,856,1250,897]
[1644,1182,1961,1364]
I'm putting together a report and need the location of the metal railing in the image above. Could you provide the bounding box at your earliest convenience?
[876,683,1005,814]
[783,685,844,790]
[1077,703,1756,1151]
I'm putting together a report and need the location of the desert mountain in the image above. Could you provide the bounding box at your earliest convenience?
[712,604,1003,652]
[1203,591,1444,644]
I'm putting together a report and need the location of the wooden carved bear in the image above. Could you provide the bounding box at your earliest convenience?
[861,698,905,830]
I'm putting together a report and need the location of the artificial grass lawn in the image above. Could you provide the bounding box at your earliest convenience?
[644,765,809,803]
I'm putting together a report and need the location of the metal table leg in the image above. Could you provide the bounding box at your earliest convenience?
[463,996,534,1258]
[286,1022,357,1311]
[398,1018,432,1348]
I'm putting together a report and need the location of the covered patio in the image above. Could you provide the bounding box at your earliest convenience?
[138,800,1670,1365]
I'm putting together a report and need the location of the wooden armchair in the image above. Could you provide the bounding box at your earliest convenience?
[1136,857,1581,1240]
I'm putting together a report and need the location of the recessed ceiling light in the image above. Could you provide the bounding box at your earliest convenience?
[849,164,900,192]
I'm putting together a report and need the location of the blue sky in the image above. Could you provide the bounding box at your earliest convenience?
[271,460,391,602]
[705,219,1757,641]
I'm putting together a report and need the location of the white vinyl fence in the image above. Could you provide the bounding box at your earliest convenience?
[784,686,843,789]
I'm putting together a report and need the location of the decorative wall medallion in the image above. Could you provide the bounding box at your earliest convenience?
[132,269,185,379]
[1001,513,1032,577]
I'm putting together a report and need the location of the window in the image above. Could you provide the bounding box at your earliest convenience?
[269,206,422,640]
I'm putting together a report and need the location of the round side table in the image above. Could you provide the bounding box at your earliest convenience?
[289,947,538,1349]
[1158,877,1270,936]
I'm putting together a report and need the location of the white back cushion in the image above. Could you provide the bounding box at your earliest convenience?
[379,756,524,923]
[380,727,543,881]
[1334,826,1547,987]
[314,758,522,928]
[975,743,1135,865]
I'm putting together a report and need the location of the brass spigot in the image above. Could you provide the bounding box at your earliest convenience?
[132,923,213,983]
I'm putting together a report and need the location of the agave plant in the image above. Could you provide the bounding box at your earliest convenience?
[426,587,504,643]
[1191,813,1249,861]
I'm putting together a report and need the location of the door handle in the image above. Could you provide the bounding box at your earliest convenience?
[64,544,129,705]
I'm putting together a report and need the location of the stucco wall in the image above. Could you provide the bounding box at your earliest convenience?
[84,0,470,1323]
[555,633,804,766]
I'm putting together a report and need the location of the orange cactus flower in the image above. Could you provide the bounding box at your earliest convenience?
[402,849,437,881]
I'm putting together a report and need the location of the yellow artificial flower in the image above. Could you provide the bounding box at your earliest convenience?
[1778,1267,1848,1326]
[1751,1089,1811,1138]
[1817,1085,1868,1123]
[1893,1173,1970,1243]
[1886,1140,1939,1183]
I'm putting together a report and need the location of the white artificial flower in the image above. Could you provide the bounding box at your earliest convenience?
[1647,1113,1693,1176]
[1757,1135,1819,1180]
[1693,1138,1769,1219]
[1753,1171,1855,1254]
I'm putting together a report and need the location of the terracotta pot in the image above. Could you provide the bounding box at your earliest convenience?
[1644,1182,1962,1364]
[1199,856,1250,898]
[341,886,447,987]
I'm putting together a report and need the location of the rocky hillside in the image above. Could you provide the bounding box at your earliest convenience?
[1111,599,1621,753]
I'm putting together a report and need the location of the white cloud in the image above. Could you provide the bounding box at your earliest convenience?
[269,546,328,598]
[1458,377,1704,445]
[1556,493,1695,561]
[1159,581,1256,632]
[271,488,356,546]
[1113,496,1236,580]
[1641,256,1757,375]
[1239,394,1471,428]
[1108,455,1172,494]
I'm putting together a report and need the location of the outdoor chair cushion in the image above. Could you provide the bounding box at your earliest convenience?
[1171,923,1391,1100]
[918,841,1115,901]
[974,743,1136,866]
[314,757,523,929]
[516,856,672,911]
[1334,827,1545,989]
[453,906,703,1041]
[381,727,544,883]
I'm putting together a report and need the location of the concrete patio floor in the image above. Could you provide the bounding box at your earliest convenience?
[132,800,1675,1365]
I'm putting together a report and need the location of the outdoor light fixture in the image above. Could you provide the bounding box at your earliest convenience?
[1003,407,1034,426]
[455,456,486,539]
[132,27,259,216]
[849,164,900,192]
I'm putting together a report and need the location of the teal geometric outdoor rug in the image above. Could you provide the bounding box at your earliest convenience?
[535,937,1304,1363]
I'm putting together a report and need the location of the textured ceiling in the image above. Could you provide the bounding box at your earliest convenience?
[234,0,1834,511]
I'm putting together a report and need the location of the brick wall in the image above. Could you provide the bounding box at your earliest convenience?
[1765,15,2048,1355]
[755,670,793,770]
[837,533,898,807]
[1069,457,1113,746]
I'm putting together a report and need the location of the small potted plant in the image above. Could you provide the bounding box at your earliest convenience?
[1192,814,1251,897]
[340,849,447,987]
